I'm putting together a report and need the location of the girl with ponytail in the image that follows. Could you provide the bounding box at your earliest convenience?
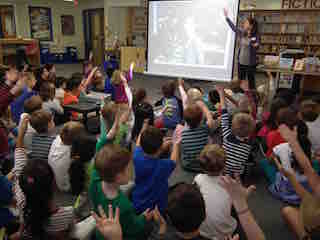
[14,117,75,240]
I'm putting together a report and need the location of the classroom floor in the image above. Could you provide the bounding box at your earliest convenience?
[55,64,294,240]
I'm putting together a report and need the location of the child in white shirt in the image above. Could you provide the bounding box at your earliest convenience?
[194,144,237,240]
[48,121,85,192]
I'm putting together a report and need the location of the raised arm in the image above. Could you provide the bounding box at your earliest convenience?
[136,119,149,147]
[279,125,320,197]
[170,142,180,163]
[14,117,29,178]
[178,78,188,110]
[196,100,214,129]
[106,110,121,140]
[224,8,242,35]
[221,176,265,240]
[216,85,232,137]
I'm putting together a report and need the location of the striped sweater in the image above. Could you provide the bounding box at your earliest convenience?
[221,109,252,176]
[181,125,209,172]
[30,133,56,162]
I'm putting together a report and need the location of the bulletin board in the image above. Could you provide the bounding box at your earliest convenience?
[29,7,53,41]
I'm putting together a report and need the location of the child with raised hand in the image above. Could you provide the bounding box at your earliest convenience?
[110,69,132,104]
[29,109,56,162]
[55,77,67,104]
[89,144,153,240]
[13,117,75,240]
[194,144,237,240]
[216,85,255,177]
[269,119,313,205]
[40,81,64,116]
[132,120,179,214]
[272,156,320,240]
[19,96,43,155]
[10,72,37,124]
[48,121,85,192]
[98,74,133,151]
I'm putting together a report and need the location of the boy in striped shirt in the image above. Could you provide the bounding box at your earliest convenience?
[216,85,255,177]
[29,109,56,162]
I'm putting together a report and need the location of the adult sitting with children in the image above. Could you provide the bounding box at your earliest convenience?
[2,60,320,240]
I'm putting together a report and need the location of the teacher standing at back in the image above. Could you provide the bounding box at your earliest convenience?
[224,8,259,90]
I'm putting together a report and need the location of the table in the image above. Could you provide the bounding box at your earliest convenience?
[64,99,100,130]
[63,92,111,130]
[257,65,320,99]
[0,39,40,66]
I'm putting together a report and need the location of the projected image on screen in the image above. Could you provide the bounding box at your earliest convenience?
[147,0,239,82]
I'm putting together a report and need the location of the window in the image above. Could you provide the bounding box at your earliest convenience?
[0,5,16,38]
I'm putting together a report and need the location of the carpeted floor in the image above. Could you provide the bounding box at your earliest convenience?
[54,64,295,240]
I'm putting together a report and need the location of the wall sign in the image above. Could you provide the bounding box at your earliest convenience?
[29,7,53,41]
[282,0,320,9]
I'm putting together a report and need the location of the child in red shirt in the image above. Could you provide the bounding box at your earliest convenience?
[63,75,82,120]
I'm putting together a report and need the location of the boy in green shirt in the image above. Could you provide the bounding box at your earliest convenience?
[89,144,152,240]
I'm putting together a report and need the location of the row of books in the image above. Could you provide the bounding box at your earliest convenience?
[255,13,319,23]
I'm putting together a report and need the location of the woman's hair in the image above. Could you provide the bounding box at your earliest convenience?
[275,88,296,106]
[24,96,43,114]
[267,98,288,130]
[19,160,55,239]
[292,120,312,172]
[39,81,54,101]
[247,16,258,36]
[199,144,226,176]
[69,134,97,195]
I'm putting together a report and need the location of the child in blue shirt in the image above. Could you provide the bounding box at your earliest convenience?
[132,121,180,214]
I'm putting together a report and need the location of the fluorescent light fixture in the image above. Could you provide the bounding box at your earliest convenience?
[64,0,74,2]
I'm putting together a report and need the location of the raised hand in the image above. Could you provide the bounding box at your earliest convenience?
[91,205,122,240]
[220,176,256,212]
[278,124,297,143]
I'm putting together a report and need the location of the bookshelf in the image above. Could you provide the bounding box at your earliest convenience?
[239,9,320,64]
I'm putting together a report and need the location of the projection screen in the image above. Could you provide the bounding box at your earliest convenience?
[146,0,240,82]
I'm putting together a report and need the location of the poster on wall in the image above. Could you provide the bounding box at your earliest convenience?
[29,7,53,41]
[61,15,75,36]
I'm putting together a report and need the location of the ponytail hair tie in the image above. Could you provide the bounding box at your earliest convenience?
[27,177,34,184]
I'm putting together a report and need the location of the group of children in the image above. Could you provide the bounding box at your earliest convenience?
[0,62,320,240]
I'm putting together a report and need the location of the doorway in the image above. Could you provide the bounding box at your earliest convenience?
[83,9,105,66]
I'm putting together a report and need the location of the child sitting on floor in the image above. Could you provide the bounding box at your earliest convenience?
[69,133,97,196]
[155,80,182,130]
[63,75,82,120]
[194,144,237,240]
[132,121,179,214]
[20,96,43,154]
[299,100,320,154]
[150,183,209,240]
[89,144,152,240]
[54,76,67,104]
[132,88,154,140]
[29,109,56,162]
[216,85,255,177]
[269,119,312,205]
[12,117,75,240]
[48,121,85,192]
[40,81,64,117]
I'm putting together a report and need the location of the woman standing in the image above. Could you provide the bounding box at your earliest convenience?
[224,8,259,90]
